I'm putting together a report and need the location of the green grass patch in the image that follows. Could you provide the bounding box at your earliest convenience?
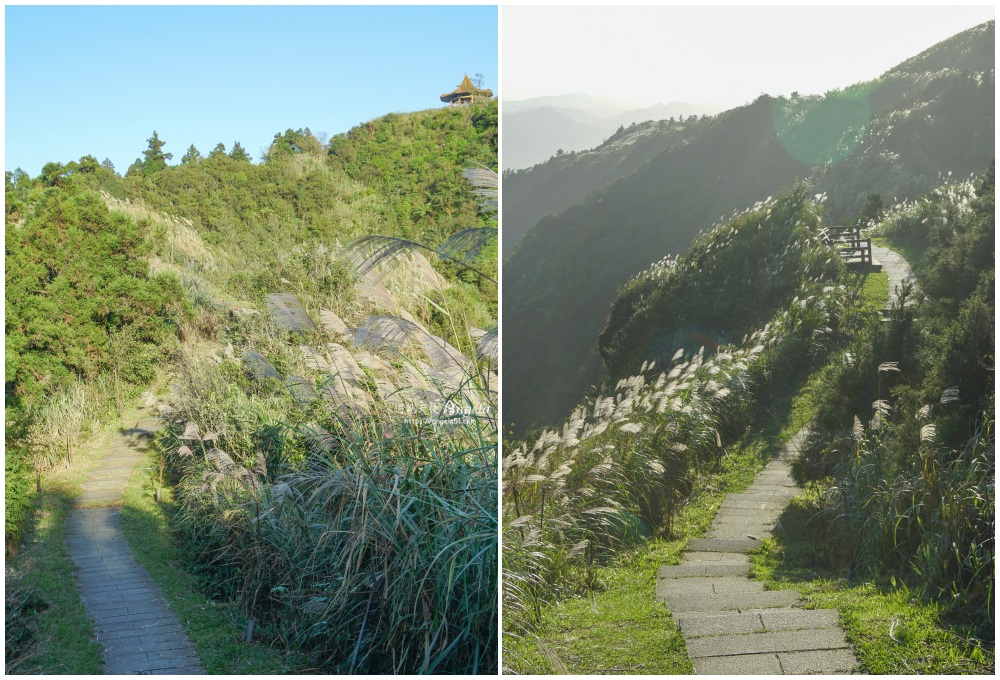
[858,271,889,311]
[4,490,103,674]
[750,491,994,674]
[504,544,692,674]
[120,443,302,674]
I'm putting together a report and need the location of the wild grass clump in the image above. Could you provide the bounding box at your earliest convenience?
[823,416,994,631]
[159,205,498,672]
[600,184,841,379]
[165,387,497,673]
[4,571,46,673]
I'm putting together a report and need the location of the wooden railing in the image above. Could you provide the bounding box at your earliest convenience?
[821,226,872,267]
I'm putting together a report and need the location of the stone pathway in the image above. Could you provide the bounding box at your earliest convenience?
[657,428,858,674]
[870,244,917,308]
[66,415,204,674]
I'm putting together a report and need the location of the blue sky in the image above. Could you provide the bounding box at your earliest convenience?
[5,5,498,176]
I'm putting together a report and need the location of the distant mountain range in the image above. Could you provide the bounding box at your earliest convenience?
[503,21,995,439]
[502,94,725,170]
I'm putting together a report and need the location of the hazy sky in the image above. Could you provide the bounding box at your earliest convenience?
[503,5,995,106]
[5,5,498,176]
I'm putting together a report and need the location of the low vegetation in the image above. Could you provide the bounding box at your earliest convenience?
[799,162,994,643]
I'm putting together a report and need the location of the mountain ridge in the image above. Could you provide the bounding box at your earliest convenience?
[503,20,995,438]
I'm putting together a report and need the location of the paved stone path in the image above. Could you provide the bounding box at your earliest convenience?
[67,415,204,674]
[657,428,858,674]
[871,244,917,308]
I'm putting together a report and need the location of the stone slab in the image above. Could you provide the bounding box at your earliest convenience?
[759,607,840,632]
[676,611,766,637]
[80,479,129,492]
[721,494,786,510]
[708,526,773,540]
[778,648,857,674]
[656,576,764,598]
[687,538,762,552]
[685,627,850,658]
[659,589,801,612]
[693,653,782,674]
[712,508,784,520]
[682,551,748,564]
[88,467,139,479]
[658,562,749,579]
[723,493,796,505]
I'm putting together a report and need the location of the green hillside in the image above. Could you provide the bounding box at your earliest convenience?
[503,21,994,438]
[502,116,705,256]
[6,100,498,673]
[503,163,994,674]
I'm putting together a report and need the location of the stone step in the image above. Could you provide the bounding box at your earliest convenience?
[692,648,857,675]
[684,627,851,658]
[723,492,796,504]
[710,511,783,524]
[687,537,762,552]
[89,464,143,478]
[720,499,787,511]
[658,562,749,579]
[80,479,129,492]
[708,526,773,540]
[73,490,123,507]
[94,454,145,467]
[675,608,841,638]
[658,589,801,613]
[656,576,764,599]
[682,551,749,564]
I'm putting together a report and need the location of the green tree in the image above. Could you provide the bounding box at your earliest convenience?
[181,144,202,165]
[209,142,227,158]
[140,131,173,174]
[858,192,885,225]
[229,141,251,162]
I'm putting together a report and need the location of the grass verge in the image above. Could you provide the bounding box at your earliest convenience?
[4,489,103,674]
[750,489,994,674]
[3,400,158,674]
[119,440,302,674]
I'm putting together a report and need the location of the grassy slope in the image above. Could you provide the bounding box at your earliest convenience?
[7,104,497,674]
[509,322,991,674]
[504,269,983,674]
[750,490,993,674]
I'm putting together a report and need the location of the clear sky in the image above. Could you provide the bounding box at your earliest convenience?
[5,5,498,176]
[503,5,994,107]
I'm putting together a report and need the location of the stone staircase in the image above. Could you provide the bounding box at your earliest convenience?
[73,417,163,508]
[657,428,858,674]
[67,408,205,674]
